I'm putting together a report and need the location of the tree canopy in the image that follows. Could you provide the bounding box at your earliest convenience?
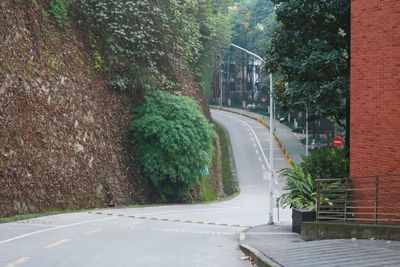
[266,0,350,127]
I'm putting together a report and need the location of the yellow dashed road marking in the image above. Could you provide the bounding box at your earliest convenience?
[90,212,248,228]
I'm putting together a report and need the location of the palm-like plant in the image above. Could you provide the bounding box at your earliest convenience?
[279,163,317,211]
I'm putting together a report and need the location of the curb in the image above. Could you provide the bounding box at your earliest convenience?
[211,106,292,167]
[239,244,283,267]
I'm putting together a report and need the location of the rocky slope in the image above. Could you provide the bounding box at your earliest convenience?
[0,1,150,217]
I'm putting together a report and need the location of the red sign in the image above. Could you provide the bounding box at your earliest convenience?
[332,136,343,148]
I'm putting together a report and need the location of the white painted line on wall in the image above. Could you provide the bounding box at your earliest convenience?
[44,239,69,249]
[5,257,30,267]
[0,217,117,245]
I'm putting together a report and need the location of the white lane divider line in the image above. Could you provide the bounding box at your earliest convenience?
[258,156,262,162]
[255,149,259,155]
[252,143,257,149]
[0,217,117,245]
[5,257,30,267]
[85,229,103,235]
[44,239,69,249]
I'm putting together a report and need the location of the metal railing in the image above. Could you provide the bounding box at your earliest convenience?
[317,174,400,224]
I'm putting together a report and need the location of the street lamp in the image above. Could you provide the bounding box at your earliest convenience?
[229,43,274,225]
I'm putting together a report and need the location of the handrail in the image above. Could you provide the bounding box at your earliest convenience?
[316,174,400,225]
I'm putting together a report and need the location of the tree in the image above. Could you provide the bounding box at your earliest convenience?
[266,0,350,148]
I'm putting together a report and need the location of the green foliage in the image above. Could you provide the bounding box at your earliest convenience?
[129,91,215,202]
[301,148,349,180]
[49,0,68,29]
[266,0,350,128]
[279,148,349,210]
[223,0,277,98]
[199,175,218,202]
[279,164,317,210]
[76,0,233,94]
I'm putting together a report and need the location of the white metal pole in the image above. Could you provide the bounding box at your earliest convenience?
[305,105,309,156]
[268,72,274,225]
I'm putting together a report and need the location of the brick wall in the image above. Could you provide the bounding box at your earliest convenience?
[351,1,400,177]
[350,1,400,223]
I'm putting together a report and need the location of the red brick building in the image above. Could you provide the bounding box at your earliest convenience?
[351,1,400,176]
[351,1,400,223]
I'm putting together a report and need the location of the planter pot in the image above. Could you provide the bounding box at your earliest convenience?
[292,208,316,234]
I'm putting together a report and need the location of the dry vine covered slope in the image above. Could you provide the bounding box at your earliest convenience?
[0,1,151,217]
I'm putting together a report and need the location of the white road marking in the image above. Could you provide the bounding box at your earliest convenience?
[163,229,235,236]
[5,257,30,267]
[239,232,246,241]
[251,137,255,142]
[44,239,69,249]
[261,165,266,171]
[85,229,103,235]
[255,149,259,155]
[253,143,257,148]
[258,156,262,162]
[246,232,298,235]
[0,217,117,245]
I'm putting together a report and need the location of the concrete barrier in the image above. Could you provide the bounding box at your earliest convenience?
[302,222,400,241]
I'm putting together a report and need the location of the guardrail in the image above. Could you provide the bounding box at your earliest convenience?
[317,174,400,224]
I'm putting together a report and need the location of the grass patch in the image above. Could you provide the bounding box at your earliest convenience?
[214,122,238,196]
[199,175,218,202]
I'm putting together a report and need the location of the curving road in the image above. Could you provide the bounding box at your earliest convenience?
[0,109,291,267]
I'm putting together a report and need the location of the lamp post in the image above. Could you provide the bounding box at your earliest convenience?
[229,43,274,225]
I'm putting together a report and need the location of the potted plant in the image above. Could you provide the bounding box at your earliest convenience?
[279,164,317,234]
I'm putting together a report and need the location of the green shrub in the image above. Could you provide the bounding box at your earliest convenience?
[279,148,348,210]
[279,164,317,210]
[301,148,349,179]
[49,0,68,29]
[130,91,214,202]
[214,122,238,196]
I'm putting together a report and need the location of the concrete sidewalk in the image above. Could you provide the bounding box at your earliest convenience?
[215,106,305,164]
[239,224,400,267]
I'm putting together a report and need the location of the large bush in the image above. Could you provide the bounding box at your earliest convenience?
[130,91,214,202]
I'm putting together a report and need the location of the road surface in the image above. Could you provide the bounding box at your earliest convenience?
[0,109,291,267]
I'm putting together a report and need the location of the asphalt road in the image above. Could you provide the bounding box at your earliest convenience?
[0,109,291,267]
